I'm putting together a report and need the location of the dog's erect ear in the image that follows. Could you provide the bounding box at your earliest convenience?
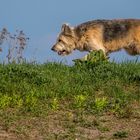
[61,23,73,34]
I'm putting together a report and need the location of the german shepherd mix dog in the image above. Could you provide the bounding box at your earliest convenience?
[51,19,140,57]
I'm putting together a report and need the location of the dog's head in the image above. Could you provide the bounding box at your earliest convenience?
[51,24,76,56]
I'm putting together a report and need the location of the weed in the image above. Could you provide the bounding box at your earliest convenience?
[73,95,87,108]
[0,28,29,63]
[0,95,12,108]
[113,131,128,138]
[73,50,108,67]
[94,97,108,112]
[50,98,59,110]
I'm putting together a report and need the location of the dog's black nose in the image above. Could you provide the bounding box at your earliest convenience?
[51,47,55,51]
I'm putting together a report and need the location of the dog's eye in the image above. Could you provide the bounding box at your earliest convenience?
[58,39,61,42]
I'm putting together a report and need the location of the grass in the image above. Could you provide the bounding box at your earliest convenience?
[113,131,128,139]
[0,62,139,114]
[0,52,140,139]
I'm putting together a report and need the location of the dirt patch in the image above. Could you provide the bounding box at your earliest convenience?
[0,130,17,140]
[0,111,140,140]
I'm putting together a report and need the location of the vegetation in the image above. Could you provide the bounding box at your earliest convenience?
[0,50,140,139]
[0,28,29,63]
[113,131,128,139]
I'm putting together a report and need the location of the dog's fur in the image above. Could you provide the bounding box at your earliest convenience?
[51,19,140,56]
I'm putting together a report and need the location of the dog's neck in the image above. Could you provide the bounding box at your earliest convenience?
[74,37,90,52]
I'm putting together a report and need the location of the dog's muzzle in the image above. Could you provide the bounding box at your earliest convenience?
[51,46,56,51]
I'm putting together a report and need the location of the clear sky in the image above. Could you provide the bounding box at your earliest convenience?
[0,0,140,64]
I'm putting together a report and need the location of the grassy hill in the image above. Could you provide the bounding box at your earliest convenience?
[0,60,140,139]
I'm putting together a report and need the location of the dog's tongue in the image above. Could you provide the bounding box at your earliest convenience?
[58,52,61,55]
[58,51,63,55]
[58,50,65,55]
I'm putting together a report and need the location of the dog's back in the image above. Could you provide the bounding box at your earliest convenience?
[74,19,140,55]
[75,19,140,41]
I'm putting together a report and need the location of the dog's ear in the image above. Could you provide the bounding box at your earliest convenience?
[61,23,73,35]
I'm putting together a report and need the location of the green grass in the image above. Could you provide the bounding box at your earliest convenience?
[0,55,140,139]
[0,61,140,115]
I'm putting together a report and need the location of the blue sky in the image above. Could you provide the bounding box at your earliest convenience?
[0,0,140,64]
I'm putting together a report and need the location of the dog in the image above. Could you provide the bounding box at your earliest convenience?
[51,19,140,57]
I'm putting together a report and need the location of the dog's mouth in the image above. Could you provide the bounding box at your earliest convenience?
[58,50,69,56]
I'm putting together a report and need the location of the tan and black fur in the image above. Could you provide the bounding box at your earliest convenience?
[51,19,140,56]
